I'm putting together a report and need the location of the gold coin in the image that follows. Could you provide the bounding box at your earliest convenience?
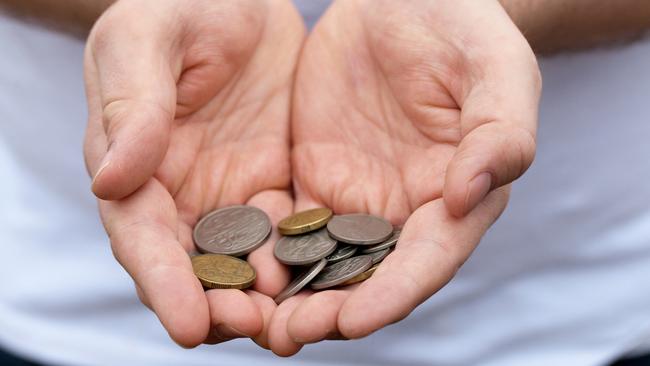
[191,254,256,290]
[278,208,333,235]
[341,263,379,286]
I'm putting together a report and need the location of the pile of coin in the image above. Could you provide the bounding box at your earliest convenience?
[273,208,400,303]
[189,205,400,304]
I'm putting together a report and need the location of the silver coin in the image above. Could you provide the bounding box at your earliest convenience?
[274,229,338,266]
[366,247,391,265]
[310,255,373,290]
[326,214,393,245]
[193,205,271,257]
[361,229,401,254]
[274,258,327,304]
[326,244,358,263]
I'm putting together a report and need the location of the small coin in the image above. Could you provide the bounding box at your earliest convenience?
[361,229,401,254]
[341,263,380,286]
[274,228,337,265]
[367,247,391,265]
[325,244,357,263]
[310,255,373,290]
[193,205,271,257]
[327,214,393,245]
[278,208,333,236]
[274,258,328,304]
[191,254,256,289]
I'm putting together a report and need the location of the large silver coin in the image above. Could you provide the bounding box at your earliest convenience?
[274,258,327,304]
[361,229,401,254]
[325,244,357,263]
[193,205,271,257]
[366,247,391,265]
[310,255,373,290]
[274,229,337,266]
[327,214,393,245]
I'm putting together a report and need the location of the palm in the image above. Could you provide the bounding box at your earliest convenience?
[84,0,304,347]
[155,9,300,294]
[269,0,540,355]
[293,0,462,221]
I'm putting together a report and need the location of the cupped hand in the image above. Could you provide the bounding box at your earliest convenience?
[269,0,541,355]
[83,0,305,348]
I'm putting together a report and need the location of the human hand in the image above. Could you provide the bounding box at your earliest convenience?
[269,0,541,355]
[83,0,305,348]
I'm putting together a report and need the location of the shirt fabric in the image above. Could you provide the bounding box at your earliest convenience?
[1,2,649,365]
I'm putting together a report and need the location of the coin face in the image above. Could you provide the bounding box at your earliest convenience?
[274,229,337,265]
[191,254,256,289]
[274,258,327,304]
[193,205,271,257]
[327,214,393,245]
[367,247,391,265]
[361,229,401,254]
[310,255,373,290]
[325,244,357,263]
[341,263,379,286]
[278,208,333,236]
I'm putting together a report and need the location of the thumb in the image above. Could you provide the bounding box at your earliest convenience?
[86,9,178,200]
[443,44,541,217]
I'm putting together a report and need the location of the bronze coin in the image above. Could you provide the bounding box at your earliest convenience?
[278,208,333,236]
[191,254,256,289]
[326,214,393,245]
[193,205,271,257]
[274,258,327,304]
[310,255,372,290]
[274,228,337,266]
[341,263,380,286]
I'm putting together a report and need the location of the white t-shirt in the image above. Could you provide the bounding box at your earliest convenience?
[1,2,650,365]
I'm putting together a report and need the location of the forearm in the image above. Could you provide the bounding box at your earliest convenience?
[0,0,114,37]
[499,0,650,53]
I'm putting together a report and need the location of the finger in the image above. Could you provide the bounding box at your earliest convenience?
[100,179,209,348]
[86,8,179,200]
[203,289,264,344]
[135,283,152,310]
[292,183,324,212]
[337,188,509,339]
[268,292,308,357]
[246,190,293,296]
[249,290,278,349]
[443,34,541,217]
[287,289,353,344]
[83,66,108,177]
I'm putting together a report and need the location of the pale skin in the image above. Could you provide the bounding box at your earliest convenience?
[3,0,650,355]
[268,0,540,355]
[84,0,306,348]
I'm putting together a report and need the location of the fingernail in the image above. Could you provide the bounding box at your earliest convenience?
[464,172,492,214]
[91,158,110,187]
[291,335,309,344]
[212,324,252,339]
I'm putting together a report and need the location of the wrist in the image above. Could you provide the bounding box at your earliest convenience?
[1,0,116,38]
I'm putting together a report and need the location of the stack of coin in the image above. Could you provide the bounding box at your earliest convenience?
[273,209,401,304]
[190,205,271,290]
